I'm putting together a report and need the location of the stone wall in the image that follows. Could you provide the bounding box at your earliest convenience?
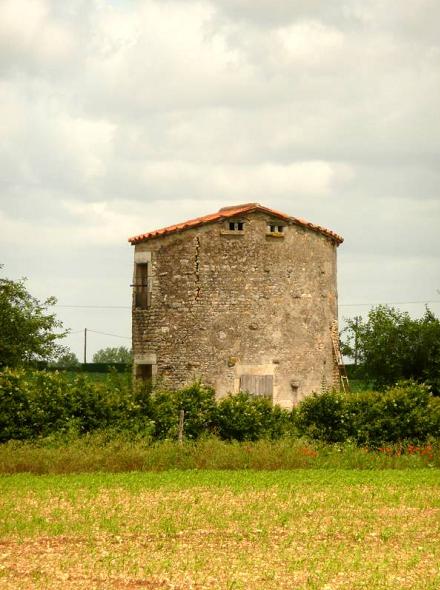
[132,210,340,408]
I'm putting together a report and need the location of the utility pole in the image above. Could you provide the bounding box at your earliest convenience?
[354,317,359,367]
[83,328,87,364]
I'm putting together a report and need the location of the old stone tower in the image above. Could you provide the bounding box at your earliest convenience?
[129,203,343,408]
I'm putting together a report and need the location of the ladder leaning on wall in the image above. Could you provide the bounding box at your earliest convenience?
[330,321,350,393]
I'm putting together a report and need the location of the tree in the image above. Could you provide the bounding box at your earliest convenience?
[342,305,440,393]
[0,267,67,368]
[92,346,132,364]
[51,350,80,368]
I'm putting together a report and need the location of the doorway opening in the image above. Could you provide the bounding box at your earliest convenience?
[135,363,153,381]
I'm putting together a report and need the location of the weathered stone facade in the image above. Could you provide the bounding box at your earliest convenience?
[129,204,343,408]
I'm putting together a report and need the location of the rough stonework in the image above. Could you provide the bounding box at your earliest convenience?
[128,203,343,408]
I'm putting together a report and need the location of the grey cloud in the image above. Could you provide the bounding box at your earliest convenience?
[0,0,439,359]
[207,0,440,44]
[191,0,362,29]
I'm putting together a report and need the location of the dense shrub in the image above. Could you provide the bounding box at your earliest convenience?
[0,369,34,441]
[296,390,350,443]
[31,371,113,435]
[429,396,440,438]
[215,392,295,441]
[1,369,439,446]
[149,382,217,439]
[353,382,432,445]
[0,368,154,440]
[297,381,435,446]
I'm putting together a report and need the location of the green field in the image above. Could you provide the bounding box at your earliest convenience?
[0,470,439,589]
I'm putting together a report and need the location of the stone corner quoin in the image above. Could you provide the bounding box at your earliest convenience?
[128,203,343,409]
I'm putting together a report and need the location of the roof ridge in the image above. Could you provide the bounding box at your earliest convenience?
[128,203,343,245]
[218,202,260,212]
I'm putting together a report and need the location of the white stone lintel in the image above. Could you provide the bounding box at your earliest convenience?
[134,251,152,264]
[135,353,157,365]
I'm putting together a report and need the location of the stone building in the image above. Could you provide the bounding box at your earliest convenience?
[128,203,343,408]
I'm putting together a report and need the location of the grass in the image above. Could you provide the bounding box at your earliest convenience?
[347,378,375,392]
[0,436,438,474]
[0,470,439,589]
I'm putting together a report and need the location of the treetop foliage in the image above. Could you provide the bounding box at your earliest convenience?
[342,305,440,394]
[50,351,80,368]
[92,346,132,364]
[0,266,67,368]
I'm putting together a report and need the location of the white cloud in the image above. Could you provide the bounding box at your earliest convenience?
[136,160,352,198]
[277,21,345,66]
[56,117,115,180]
[0,0,48,47]
[0,0,76,74]
[61,199,141,245]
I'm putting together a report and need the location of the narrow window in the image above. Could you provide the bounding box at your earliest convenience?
[134,263,151,309]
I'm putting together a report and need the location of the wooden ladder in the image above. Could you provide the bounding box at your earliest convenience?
[330,323,350,393]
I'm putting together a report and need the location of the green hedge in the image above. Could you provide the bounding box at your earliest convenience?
[0,369,439,445]
[0,369,295,442]
[215,392,296,441]
[36,362,131,373]
[297,381,440,446]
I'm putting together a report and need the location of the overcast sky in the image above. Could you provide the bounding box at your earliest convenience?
[1,0,439,360]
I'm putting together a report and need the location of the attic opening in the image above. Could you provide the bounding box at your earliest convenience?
[267,224,284,234]
[227,220,245,231]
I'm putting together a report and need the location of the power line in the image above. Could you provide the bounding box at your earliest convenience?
[57,300,440,310]
[56,304,130,309]
[87,329,131,340]
[66,329,131,340]
[339,300,440,307]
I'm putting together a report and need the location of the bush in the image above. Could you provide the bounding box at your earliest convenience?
[0,368,154,440]
[215,392,295,441]
[429,396,440,438]
[0,369,34,441]
[296,390,351,443]
[31,372,113,435]
[150,382,216,439]
[1,369,439,447]
[352,381,432,445]
[297,381,435,446]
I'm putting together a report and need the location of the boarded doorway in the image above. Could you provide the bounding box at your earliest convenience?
[239,374,273,398]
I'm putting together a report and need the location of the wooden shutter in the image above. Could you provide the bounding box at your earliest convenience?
[239,375,273,397]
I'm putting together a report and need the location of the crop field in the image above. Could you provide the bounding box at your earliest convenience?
[0,471,439,590]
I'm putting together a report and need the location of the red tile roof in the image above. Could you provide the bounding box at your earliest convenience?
[128,203,343,245]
